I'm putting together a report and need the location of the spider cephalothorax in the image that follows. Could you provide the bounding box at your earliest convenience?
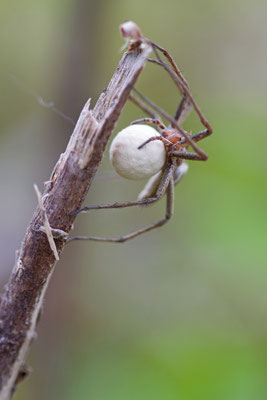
[163,131,186,167]
[162,129,183,147]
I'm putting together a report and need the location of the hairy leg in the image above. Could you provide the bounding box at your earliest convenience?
[149,50,212,135]
[137,135,172,149]
[67,178,174,243]
[173,94,192,125]
[128,93,160,120]
[132,87,208,159]
[131,117,166,130]
[170,150,207,161]
[69,162,174,216]
[67,165,175,243]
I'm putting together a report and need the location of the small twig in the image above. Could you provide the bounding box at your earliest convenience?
[33,184,60,261]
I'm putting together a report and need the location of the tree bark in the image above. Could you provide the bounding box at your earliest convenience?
[0,42,151,399]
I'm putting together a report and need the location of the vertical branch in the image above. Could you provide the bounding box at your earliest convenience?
[0,36,151,399]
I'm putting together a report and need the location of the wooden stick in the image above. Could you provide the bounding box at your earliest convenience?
[0,34,151,399]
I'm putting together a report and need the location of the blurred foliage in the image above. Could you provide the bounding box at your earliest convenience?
[0,0,266,399]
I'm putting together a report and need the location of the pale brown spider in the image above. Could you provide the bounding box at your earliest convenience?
[67,41,213,243]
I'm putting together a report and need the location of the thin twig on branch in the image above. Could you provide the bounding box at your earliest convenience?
[0,34,151,399]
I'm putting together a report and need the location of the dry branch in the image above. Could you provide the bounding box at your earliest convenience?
[0,39,151,399]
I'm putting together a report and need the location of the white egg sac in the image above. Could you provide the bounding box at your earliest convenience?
[109,125,166,180]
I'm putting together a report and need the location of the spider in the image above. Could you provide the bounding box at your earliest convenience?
[67,39,213,243]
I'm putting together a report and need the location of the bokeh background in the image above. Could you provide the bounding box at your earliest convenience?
[0,0,267,399]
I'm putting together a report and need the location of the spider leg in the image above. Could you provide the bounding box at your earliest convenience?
[178,129,212,146]
[69,163,174,216]
[149,49,212,135]
[191,129,212,143]
[141,64,191,128]
[170,150,207,161]
[148,54,189,126]
[67,164,175,243]
[138,136,171,149]
[131,117,166,130]
[137,57,191,127]
[68,180,174,243]
[132,87,208,160]
[129,93,160,120]
[174,94,192,125]
[149,41,190,90]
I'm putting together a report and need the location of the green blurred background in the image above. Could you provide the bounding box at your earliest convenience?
[0,0,267,399]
